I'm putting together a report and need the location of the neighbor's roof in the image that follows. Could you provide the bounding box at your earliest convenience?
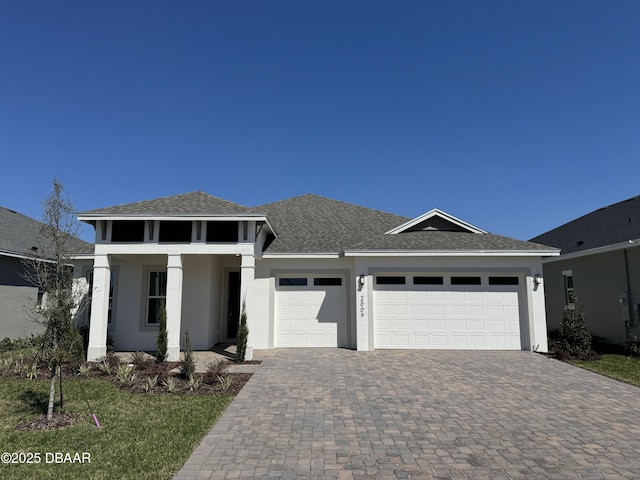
[0,206,92,259]
[530,195,640,255]
[252,194,555,254]
[79,191,254,217]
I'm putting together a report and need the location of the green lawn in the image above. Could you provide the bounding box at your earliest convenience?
[572,354,640,388]
[0,377,230,480]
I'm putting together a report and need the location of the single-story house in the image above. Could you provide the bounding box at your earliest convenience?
[75,192,559,361]
[530,195,640,344]
[0,206,91,340]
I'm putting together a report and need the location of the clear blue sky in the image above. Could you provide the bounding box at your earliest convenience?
[1,1,638,243]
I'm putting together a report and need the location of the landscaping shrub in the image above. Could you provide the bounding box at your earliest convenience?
[155,303,168,362]
[626,335,640,357]
[559,294,592,357]
[181,330,195,380]
[235,299,249,363]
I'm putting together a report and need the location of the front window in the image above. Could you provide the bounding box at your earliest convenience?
[147,271,167,324]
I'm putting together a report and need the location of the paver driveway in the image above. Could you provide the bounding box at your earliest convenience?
[175,350,640,479]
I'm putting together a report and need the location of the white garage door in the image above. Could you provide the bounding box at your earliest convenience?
[374,274,522,350]
[275,275,346,347]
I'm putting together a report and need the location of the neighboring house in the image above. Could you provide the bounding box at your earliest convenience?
[0,206,91,340]
[77,191,559,361]
[530,195,640,344]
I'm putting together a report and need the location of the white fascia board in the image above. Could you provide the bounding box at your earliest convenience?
[344,249,560,257]
[261,252,342,259]
[70,253,95,260]
[93,242,255,256]
[78,214,269,222]
[385,209,486,235]
[542,238,640,263]
[0,249,56,263]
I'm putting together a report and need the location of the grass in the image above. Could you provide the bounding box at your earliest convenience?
[0,377,231,480]
[572,354,640,388]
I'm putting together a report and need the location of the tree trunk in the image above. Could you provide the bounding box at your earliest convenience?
[47,364,58,420]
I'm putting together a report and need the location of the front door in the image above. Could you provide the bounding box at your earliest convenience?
[226,271,240,340]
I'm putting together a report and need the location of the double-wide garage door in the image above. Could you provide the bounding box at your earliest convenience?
[374,274,523,350]
[275,275,346,347]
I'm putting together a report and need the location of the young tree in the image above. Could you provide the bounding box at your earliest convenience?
[22,179,84,420]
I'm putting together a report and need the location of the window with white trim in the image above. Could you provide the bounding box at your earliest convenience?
[147,271,167,324]
[562,271,574,308]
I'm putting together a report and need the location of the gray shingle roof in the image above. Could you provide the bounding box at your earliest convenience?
[252,194,409,253]
[253,194,553,254]
[80,191,253,216]
[0,206,92,259]
[530,195,640,254]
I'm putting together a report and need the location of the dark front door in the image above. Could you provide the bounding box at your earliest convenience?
[227,271,240,339]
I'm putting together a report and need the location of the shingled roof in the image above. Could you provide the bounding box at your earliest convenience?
[79,191,253,216]
[530,195,640,255]
[78,191,555,255]
[0,206,92,259]
[253,194,555,254]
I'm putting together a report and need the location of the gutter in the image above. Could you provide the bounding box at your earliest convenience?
[542,238,640,263]
[344,249,560,257]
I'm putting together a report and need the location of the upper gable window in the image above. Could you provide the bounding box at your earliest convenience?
[206,221,238,242]
[111,221,145,242]
[159,221,192,243]
[406,216,469,232]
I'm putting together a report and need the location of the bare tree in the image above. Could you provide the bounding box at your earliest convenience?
[22,179,84,420]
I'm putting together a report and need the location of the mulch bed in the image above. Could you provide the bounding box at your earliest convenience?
[14,413,85,431]
[2,353,258,431]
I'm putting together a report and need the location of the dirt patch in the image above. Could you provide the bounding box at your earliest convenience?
[14,413,85,431]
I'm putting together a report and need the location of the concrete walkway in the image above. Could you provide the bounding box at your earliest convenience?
[174,349,640,479]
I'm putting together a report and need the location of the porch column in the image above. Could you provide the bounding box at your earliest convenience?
[87,254,111,361]
[166,254,184,361]
[240,254,255,360]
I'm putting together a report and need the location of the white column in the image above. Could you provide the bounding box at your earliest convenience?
[166,254,184,361]
[87,255,111,361]
[527,272,549,353]
[240,254,255,360]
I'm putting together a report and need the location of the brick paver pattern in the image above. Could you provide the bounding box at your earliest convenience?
[174,349,640,479]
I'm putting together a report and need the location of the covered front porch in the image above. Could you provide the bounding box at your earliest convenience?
[85,251,256,361]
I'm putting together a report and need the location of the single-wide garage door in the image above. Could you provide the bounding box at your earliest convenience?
[275,275,346,347]
[374,274,522,349]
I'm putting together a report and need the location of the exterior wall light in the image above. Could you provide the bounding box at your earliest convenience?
[358,274,365,287]
[534,274,543,285]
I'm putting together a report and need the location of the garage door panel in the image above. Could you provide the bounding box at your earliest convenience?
[374,281,522,350]
[469,335,486,347]
[275,276,346,348]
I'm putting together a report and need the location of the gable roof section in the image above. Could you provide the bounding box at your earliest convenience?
[386,209,486,234]
[253,194,556,255]
[0,206,92,259]
[79,191,255,217]
[530,195,640,255]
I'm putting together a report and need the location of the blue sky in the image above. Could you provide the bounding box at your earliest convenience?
[1,1,638,243]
